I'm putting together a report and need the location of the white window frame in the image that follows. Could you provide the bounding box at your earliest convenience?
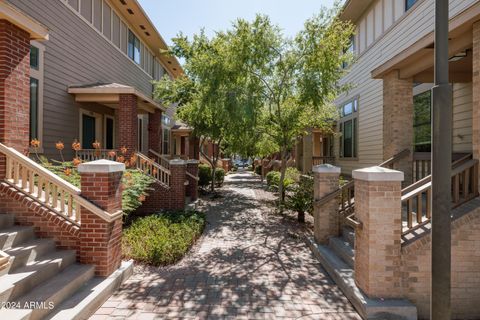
[29,41,45,153]
[103,115,115,150]
[79,109,102,149]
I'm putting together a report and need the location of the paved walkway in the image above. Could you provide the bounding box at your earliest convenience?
[91,171,360,319]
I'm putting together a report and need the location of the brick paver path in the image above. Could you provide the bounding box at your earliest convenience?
[91,171,360,319]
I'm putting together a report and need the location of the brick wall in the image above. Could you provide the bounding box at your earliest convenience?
[118,94,138,159]
[0,20,31,179]
[401,204,480,319]
[148,109,162,153]
[137,161,187,213]
[383,70,414,185]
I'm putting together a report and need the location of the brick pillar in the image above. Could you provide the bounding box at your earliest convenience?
[187,160,199,201]
[169,159,187,209]
[148,109,162,153]
[313,164,341,244]
[0,20,31,179]
[473,21,480,187]
[118,94,137,159]
[303,130,313,173]
[353,166,403,298]
[383,70,413,186]
[78,160,125,277]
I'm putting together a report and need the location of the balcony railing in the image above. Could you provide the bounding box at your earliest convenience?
[76,149,117,162]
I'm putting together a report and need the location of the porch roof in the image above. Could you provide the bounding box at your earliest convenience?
[67,83,166,113]
[172,121,193,135]
[0,1,49,40]
[371,2,480,82]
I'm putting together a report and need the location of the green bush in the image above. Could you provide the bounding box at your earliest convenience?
[198,164,212,188]
[266,167,300,190]
[286,175,314,223]
[266,171,277,186]
[214,168,225,187]
[40,161,154,216]
[123,211,205,265]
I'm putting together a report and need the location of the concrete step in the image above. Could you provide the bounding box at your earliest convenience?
[1,238,57,276]
[342,226,355,247]
[46,260,134,320]
[307,236,417,320]
[329,236,354,268]
[0,226,35,251]
[0,264,96,320]
[0,249,76,303]
[0,214,15,229]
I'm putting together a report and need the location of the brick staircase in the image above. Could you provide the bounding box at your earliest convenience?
[0,213,92,319]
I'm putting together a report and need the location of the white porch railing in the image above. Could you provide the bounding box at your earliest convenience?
[148,149,171,170]
[135,152,171,187]
[0,143,121,226]
[76,149,117,162]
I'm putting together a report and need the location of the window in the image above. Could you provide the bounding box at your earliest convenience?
[29,79,39,140]
[128,30,141,64]
[413,91,431,152]
[102,2,111,39]
[29,44,44,143]
[342,35,355,69]
[105,116,115,149]
[163,128,170,154]
[80,0,93,23]
[339,98,358,158]
[30,46,39,70]
[406,0,417,11]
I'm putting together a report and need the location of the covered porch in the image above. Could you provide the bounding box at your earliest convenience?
[68,83,165,161]
[372,6,480,186]
[295,129,335,173]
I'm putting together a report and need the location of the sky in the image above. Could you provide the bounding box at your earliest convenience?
[138,0,338,46]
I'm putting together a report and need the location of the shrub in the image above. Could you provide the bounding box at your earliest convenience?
[214,168,225,187]
[266,171,277,186]
[198,164,212,188]
[40,161,154,216]
[286,175,314,223]
[255,165,262,175]
[122,210,205,265]
[267,167,300,190]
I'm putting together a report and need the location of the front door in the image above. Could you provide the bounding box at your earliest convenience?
[82,114,96,149]
[105,117,114,150]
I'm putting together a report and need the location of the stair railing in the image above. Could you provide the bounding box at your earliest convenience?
[0,143,120,226]
[401,154,478,234]
[315,149,411,229]
[148,149,171,170]
[135,152,171,187]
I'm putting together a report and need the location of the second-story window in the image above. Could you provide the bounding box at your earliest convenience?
[342,35,355,69]
[128,30,141,65]
[406,0,417,11]
[339,98,358,158]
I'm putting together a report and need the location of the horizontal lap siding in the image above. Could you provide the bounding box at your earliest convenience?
[335,0,476,176]
[7,0,154,159]
[453,83,473,153]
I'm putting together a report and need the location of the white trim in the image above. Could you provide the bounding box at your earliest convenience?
[79,108,102,148]
[103,114,115,149]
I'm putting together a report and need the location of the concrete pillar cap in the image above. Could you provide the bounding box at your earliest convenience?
[352,166,404,182]
[169,159,187,165]
[312,164,341,174]
[186,159,200,164]
[78,160,125,173]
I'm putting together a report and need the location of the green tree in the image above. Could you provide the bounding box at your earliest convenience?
[226,6,354,202]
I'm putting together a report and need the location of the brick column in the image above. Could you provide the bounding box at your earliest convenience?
[169,159,187,209]
[78,160,125,277]
[118,94,138,160]
[303,130,313,173]
[0,20,31,179]
[313,164,341,244]
[383,70,413,185]
[186,160,199,201]
[353,166,403,298]
[473,21,480,187]
[148,109,162,153]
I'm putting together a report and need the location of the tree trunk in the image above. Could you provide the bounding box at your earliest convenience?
[278,147,288,203]
[298,211,305,223]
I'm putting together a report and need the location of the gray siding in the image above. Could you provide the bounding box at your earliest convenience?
[335,0,477,175]
[7,0,157,159]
